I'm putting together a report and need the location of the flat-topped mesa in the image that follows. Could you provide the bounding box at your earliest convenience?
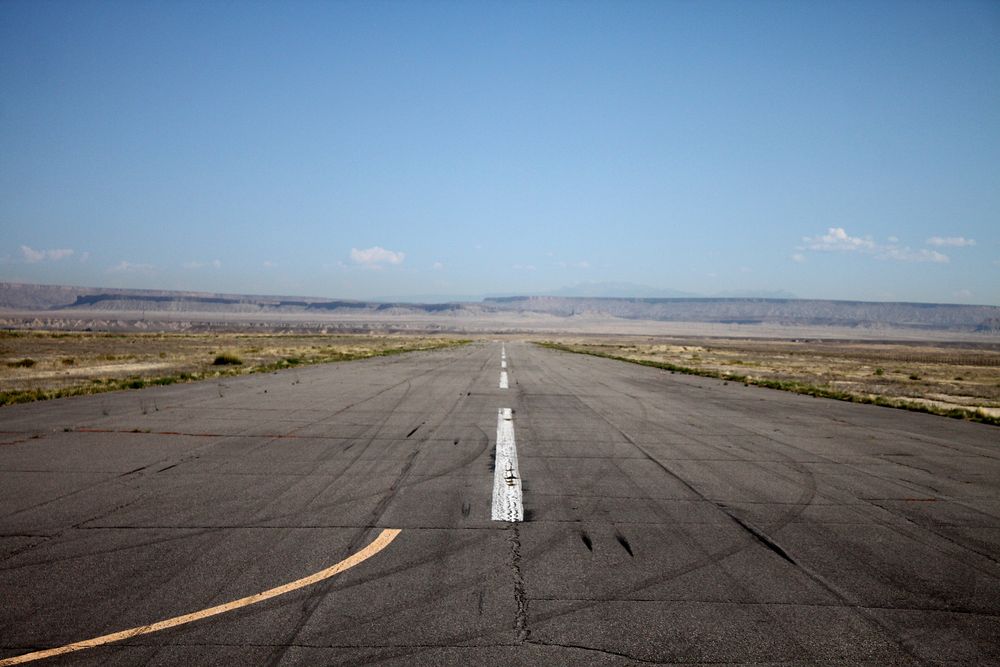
[2,282,999,333]
[482,296,1000,331]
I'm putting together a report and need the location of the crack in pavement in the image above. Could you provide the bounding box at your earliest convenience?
[509,523,529,642]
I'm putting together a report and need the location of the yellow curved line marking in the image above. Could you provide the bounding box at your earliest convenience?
[0,528,402,666]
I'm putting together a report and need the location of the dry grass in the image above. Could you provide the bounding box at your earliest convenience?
[538,337,1000,425]
[0,331,469,406]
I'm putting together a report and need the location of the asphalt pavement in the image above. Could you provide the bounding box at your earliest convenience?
[1,340,998,665]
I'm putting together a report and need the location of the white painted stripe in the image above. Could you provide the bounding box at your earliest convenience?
[501,359,507,369]
[491,408,523,522]
[499,371,509,389]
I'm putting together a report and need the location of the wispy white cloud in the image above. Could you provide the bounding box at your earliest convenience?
[876,247,949,263]
[927,236,976,247]
[262,260,276,268]
[20,245,75,263]
[953,289,973,300]
[802,228,874,252]
[108,260,154,274]
[512,263,536,271]
[350,246,405,269]
[791,253,806,263]
[182,259,222,270]
[557,260,591,269]
[432,261,445,271]
[799,228,950,263]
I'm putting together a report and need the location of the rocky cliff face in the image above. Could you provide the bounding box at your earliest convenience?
[483,296,1000,331]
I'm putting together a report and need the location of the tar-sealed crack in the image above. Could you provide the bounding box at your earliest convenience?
[527,640,660,664]
[509,523,529,642]
[726,513,797,565]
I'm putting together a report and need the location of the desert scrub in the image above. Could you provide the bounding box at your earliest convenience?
[536,341,1000,427]
[0,334,470,407]
[212,353,243,366]
[7,358,36,368]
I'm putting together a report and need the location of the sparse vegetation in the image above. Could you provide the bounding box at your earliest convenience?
[212,353,243,366]
[537,339,1000,426]
[0,332,469,407]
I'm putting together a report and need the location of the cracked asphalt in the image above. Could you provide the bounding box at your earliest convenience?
[1,340,998,665]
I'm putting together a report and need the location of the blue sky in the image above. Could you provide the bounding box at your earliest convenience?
[2,1,998,304]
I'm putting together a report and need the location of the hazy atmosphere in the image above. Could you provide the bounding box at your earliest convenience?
[2,1,998,304]
[3,4,1000,664]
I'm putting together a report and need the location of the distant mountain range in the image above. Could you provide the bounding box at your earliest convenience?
[372,282,797,302]
[483,295,1000,333]
[543,282,797,300]
[1,282,998,333]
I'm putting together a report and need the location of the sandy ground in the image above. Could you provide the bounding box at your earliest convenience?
[0,331,465,398]
[3,308,999,342]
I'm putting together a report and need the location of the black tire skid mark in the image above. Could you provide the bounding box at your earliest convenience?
[531,350,826,659]
[258,345,494,528]
[320,344,824,665]
[533,345,819,535]
[262,344,500,665]
[613,367,1000,598]
[0,427,493,576]
[525,344,929,662]
[0,345,485,660]
[108,341,782,666]
[111,346,488,667]
[572,344,998,636]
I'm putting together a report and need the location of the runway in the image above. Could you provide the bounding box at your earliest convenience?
[1,341,997,664]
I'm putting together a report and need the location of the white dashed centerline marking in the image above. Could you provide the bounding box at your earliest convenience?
[499,371,508,389]
[491,408,523,522]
